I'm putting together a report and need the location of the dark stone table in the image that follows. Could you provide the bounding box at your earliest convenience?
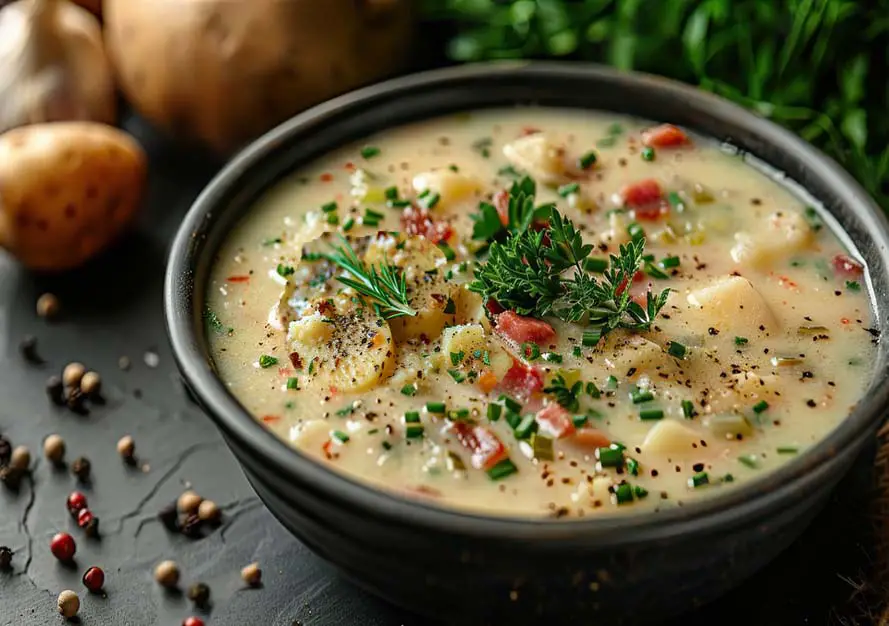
[0,114,880,626]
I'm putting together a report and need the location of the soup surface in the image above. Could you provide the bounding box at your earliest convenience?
[207,109,875,517]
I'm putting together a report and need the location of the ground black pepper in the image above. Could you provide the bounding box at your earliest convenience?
[46,376,65,405]
[187,582,211,607]
[71,457,91,481]
[0,546,11,570]
[18,335,42,364]
[0,435,11,465]
[157,502,179,532]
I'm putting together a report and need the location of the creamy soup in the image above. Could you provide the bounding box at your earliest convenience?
[206,109,875,518]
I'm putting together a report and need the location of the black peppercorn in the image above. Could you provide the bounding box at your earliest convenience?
[0,466,22,491]
[157,502,179,532]
[179,513,203,539]
[65,387,89,415]
[0,546,12,571]
[45,376,65,406]
[187,582,211,607]
[0,435,11,466]
[71,457,91,481]
[84,517,100,539]
[19,335,42,364]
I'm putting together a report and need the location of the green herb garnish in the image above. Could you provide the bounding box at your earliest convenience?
[360,146,381,159]
[543,374,582,412]
[258,355,278,368]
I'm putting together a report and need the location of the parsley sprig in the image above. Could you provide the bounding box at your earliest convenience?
[321,235,416,320]
[469,208,670,336]
[471,176,555,242]
[543,374,582,412]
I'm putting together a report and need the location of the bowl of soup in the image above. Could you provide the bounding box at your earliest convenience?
[165,62,889,624]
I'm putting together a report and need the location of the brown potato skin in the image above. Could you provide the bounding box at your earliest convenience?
[103,0,415,155]
[0,122,146,271]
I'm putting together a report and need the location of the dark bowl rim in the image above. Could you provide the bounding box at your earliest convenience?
[164,61,889,543]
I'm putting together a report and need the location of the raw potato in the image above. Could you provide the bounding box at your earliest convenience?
[502,133,569,185]
[412,168,481,210]
[730,210,813,268]
[104,0,414,155]
[288,295,396,393]
[0,122,146,270]
[686,275,778,336]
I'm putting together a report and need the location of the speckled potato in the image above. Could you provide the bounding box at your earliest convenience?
[103,0,414,155]
[0,122,146,270]
[502,133,569,185]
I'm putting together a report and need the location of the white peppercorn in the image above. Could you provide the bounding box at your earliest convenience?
[57,589,79,618]
[43,434,65,463]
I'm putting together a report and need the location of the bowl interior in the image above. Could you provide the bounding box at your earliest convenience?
[165,61,889,540]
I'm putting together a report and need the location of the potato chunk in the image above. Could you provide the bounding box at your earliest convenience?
[686,275,778,336]
[642,420,703,456]
[412,168,481,209]
[441,323,512,380]
[502,133,569,185]
[730,210,813,268]
[600,333,678,378]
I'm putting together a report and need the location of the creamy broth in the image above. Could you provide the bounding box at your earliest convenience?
[206,109,875,518]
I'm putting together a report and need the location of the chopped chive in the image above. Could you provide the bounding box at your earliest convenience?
[448,408,470,420]
[522,342,541,360]
[582,329,602,347]
[689,471,709,488]
[361,216,378,227]
[667,191,684,211]
[639,408,664,421]
[364,208,384,220]
[335,404,355,417]
[307,360,315,375]
[633,485,649,498]
[387,199,412,208]
[360,146,380,159]
[404,411,421,424]
[450,351,465,366]
[626,457,640,476]
[342,217,355,232]
[504,410,521,429]
[803,206,823,231]
[752,400,769,414]
[438,243,456,261]
[641,146,656,161]
[498,395,522,413]
[681,400,696,419]
[400,384,417,397]
[487,403,502,422]
[482,350,491,366]
[286,377,299,390]
[586,382,601,399]
[514,414,537,439]
[644,261,669,279]
[425,401,446,414]
[258,355,278,368]
[448,369,466,383]
[738,455,759,469]
[382,441,393,451]
[405,424,424,438]
[777,446,799,454]
[583,257,609,273]
[613,483,634,504]
[722,473,735,483]
[667,341,687,359]
[276,264,295,278]
[596,446,623,467]
[846,280,861,291]
[660,255,680,268]
[734,336,749,346]
[572,414,589,428]
[443,297,456,314]
[497,165,522,178]
[558,182,580,197]
[420,192,441,210]
[586,408,604,420]
[326,213,339,225]
[606,375,619,389]
[627,222,645,243]
[578,151,598,169]
[331,430,350,443]
[631,390,654,404]
[384,186,399,200]
[572,346,582,357]
[417,189,430,199]
[487,459,517,480]
[367,428,379,435]
[543,352,563,364]
[321,201,338,213]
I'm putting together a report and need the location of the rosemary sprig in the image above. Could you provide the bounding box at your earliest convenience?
[321,235,416,320]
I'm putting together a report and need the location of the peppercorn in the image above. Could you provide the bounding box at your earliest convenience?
[117,435,135,462]
[62,362,86,388]
[0,546,12,571]
[71,457,91,481]
[36,293,60,319]
[10,445,30,471]
[46,376,65,406]
[44,434,65,464]
[179,513,203,539]
[80,371,101,397]
[65,387,88,415]
[154,560,180,588]
[187,582,211,607]
[0,466,22,490]
[82,566,105,592]
[0,435,11,465]
[19,335,42,364]
[83,517,100,539]
[157,501,179,532]
[182,617,205,626]
[77,508,94,529]
[50,533,76,562]
[177,490,202,514]
[67,491,88,517]
[241,562,262,587]
[57,589,80,618]
[197,499,221,524]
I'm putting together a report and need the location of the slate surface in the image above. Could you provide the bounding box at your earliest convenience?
[0,114,878,626]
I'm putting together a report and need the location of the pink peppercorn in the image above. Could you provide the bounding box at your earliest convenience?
[82,566,105,592]
[50,532,76,561]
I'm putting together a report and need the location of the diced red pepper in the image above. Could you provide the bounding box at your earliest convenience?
[620,179,663,208]
[401,205,453,244]
[641,124,690,148]
[496,310,556,345]
[497,359,544,400]
[614,270,645,298]
[450,422,509,471]
[494,189,510,226]
[261,415,281,424]
[571,428,612,449]
[832,254,864,278]
[226,275,250,283]
[535,404,576,439]
[632,202,670,221]
[485,298,505,315]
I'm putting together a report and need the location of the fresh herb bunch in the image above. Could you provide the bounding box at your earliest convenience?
[421,0,889,208]
[469,194,670,335]
[471,175,555,240]
[321,235,417,320]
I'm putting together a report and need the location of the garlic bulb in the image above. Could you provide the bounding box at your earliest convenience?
[0,0,115,134]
